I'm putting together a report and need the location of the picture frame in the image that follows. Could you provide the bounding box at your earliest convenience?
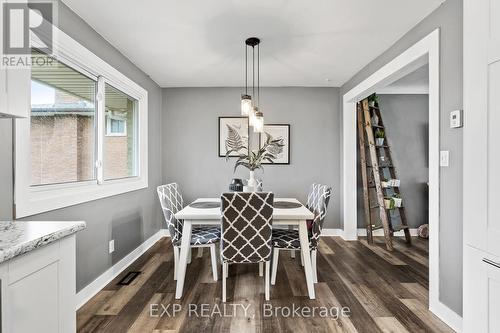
[218,116,249,157]
[259,124,290,164]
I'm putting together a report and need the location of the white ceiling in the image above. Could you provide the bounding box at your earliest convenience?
[62,0,444,87]
[378,64,429,94]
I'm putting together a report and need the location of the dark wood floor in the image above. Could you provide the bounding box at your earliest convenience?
[77,236,454,333]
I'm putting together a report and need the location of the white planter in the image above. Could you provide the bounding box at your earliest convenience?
[369,101,376,107]
[393,198,403,207]
[376,138,385,146]
[371,115,379,125]
[389,179,400,187]
[384,198,394,209]
[381,181,390,188]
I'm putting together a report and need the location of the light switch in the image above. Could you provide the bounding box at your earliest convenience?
[450,110,462,128]
[440,151,449,167]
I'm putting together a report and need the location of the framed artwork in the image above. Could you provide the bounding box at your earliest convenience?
[218,117,249,157]
[259,124,290,164]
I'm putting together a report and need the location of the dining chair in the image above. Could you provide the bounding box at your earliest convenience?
[157,183,220,281]
[220,192,274,302]
[271,183,332,284]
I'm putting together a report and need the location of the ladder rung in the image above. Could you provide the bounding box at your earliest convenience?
[365,144,390,148]
[371,225,384,231]
[367,165,394,168]
[372,125,384,129]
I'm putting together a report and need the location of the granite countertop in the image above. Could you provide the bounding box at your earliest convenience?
[0,221,86,264]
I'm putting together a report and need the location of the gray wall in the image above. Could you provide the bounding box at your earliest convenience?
[162,87,341,228]
[0,1,164,292]
[341,0,463,314]
[357,95,429,229]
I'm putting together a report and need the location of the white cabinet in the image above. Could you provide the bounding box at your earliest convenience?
[464,246,500,333]
[0,235,77,333]
[464,0,500,331]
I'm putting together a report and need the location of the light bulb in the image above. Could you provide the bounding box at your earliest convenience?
[253,111,264,133]
[241,94,252,116]
[249,106,258,127]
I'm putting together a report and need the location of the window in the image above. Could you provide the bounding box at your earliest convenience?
[104,83,137,180]
[14,28,148,218]
[31,50,97,186]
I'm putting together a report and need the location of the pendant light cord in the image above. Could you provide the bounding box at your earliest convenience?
[245,44,247,95]
[252,46,255,100]
[257,44,260,107]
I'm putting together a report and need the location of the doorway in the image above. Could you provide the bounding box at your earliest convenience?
[341,29,442,317]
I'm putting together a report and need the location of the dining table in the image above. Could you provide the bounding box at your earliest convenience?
[174,197,316,299]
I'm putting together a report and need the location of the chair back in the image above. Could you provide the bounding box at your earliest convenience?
[221,192,274,263]
[306,183,332,248]
[157,183,184,244]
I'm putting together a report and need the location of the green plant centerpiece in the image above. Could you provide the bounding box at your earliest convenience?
[225,124,284,190]
[368,93,379,107]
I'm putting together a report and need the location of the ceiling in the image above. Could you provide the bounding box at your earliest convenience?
[378,64,429,94]
[61,0,444,88]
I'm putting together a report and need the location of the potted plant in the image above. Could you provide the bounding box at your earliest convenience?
[225,125,284,191]
[384,197,395,210]
[375,129,385,146]
[381,178,390,188]
[368,94,379,107]
[392,194,402,207]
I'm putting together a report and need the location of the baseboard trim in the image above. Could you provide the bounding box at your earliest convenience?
[75,229,169,309]
[320,228,419,238]
[430,300,463,332]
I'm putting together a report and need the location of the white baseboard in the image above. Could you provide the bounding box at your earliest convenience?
[75,228,169,309]
[357,228,419,237]
[320,228,419,238]
[430,300,463,332]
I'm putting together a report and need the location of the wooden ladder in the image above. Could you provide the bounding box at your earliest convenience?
[357,98,411,251]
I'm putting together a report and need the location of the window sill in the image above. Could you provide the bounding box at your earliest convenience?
[15,176,148,218]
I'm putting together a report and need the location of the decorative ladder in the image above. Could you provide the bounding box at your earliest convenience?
[357,97,411,251]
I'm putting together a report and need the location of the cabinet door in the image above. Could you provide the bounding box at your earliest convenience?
[7,262,60,333]
[464,245,500,332]
[464,0,500,257]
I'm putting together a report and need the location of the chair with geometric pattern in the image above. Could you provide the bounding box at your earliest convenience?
[271,183,332,285]
[220,192,274,301]
[157,183,220,281]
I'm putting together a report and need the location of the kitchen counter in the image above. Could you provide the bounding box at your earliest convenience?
[0,220,86,264]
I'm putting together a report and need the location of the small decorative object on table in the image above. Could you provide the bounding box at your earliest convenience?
[229,178,243,192]
[225,125,284,191]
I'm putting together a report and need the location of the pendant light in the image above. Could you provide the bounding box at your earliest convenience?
[241,42,252,116]
[253,41,264,133]
[242,37,264,132]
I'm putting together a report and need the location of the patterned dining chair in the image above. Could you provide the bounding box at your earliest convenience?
[271,183,332,284]
[157,183,220,281]
[220,192,274,301]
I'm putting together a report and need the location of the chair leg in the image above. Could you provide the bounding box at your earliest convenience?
[311,250,318,283]
[210,244,218,281]
[173,246,179,280]
[259,262,264,277]
[197,247,203,258]
[300,249,304,266]
[187,247,192,264]
[222,262,228,302]
[265,261,270,301]
[271,248,279,285]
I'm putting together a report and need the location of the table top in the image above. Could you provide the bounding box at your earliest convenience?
[175,197,314,220]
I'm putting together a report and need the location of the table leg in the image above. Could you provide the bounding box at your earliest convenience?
[298,220,315,299]
[175,220,192,299]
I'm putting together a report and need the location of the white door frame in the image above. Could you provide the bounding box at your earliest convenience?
[341,29,442,317]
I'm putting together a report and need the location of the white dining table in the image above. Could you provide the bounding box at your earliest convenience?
[174,197,316,299]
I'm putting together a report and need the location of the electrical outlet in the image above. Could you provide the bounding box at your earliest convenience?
[109,239,115,254]
[440,151,449,167]
[450,110,462,128]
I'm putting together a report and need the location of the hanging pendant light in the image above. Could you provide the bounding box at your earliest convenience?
[241,42,252,115]
[253,39,264,133]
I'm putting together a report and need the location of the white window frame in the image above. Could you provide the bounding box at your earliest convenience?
[14,26,148,218]
[105,115,128,137]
